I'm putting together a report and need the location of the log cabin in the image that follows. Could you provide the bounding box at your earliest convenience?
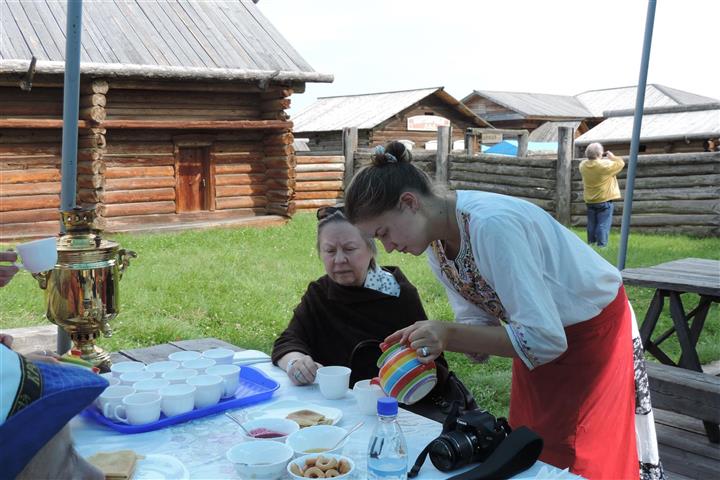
[291,87,492,152]
[0,0,332,239]
[575,103,720,156]
[461,90,592,132]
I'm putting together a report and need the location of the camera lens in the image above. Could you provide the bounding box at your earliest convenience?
[428,431,477,472]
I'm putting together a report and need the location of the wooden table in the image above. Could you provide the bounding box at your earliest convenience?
[622,257,720,442]
[110,337,245,364]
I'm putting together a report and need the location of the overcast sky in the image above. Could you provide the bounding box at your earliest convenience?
[257,0,720,116]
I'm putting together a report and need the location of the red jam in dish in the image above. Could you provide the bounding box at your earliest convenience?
[249,428,286,438]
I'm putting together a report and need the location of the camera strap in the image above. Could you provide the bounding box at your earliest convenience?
[408,426,543,480]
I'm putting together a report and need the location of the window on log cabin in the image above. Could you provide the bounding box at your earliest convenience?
[176,147,212,213]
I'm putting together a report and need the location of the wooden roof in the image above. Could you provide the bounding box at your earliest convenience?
[292,87,491,133]
[575,104,720,145]
[575,84,718,118]
[462,90,592,120]
[0,0,332,83]
[528,121,582,142]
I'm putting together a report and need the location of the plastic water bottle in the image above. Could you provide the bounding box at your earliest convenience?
[367,397,408,480]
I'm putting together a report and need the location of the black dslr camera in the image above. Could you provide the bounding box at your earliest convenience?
[427,409,512,472]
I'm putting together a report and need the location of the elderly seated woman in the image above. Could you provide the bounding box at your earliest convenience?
[271,207,476,420]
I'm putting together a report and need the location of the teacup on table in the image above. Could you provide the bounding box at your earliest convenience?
[110,361,145,377]
[375,342,437,405]
[14,237,57,273]
[182,358,216,373]
[187,374,224,408]
[145,360,180,376]
[316,366,351,400]
[205,364,240,398]
[114,392,162,425]
[97,385,135,421]
[202,348,235,365]
[353,379,385,415]
[162,368,198,384]
[168,350,202,363]
[119,370,154,386]
[160,384,196,417]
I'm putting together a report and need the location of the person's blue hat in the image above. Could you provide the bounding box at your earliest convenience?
[0,345,108,478]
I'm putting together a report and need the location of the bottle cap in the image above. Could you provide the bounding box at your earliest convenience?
[377,396,398,416]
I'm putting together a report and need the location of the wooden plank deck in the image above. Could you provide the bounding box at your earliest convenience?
[655,409,720,479]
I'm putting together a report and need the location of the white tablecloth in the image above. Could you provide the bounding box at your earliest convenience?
[71,362,579,479]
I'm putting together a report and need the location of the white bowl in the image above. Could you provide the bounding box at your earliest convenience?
[202,347,235,365]
[226,441,293,479]
[285,425,348,457]
[238,418,300,442]
[287,453,355,479]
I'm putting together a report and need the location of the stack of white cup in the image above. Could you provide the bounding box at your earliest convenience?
[98,348,241,425]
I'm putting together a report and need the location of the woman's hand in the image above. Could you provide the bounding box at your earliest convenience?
[384,320,450,364]
[25,350,61,364]
[285,354,323,385]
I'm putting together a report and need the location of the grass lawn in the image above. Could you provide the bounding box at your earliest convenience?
[1,212,718,417]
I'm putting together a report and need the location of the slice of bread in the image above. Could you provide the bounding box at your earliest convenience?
[87,450,141,479]
[285,409,331,428]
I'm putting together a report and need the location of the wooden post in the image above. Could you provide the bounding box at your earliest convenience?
[556,126,574,226]
[517,132,529,157]
[342,127,358,191]
[464,128,475,156]
[436,126,451,185]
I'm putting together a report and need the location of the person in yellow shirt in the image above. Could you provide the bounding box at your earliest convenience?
[578,142,625,248]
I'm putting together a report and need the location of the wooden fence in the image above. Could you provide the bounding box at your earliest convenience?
[292,127,719,237]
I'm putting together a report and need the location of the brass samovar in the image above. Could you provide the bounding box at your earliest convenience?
[33,206,136,371]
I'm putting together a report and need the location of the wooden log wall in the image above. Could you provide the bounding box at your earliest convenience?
[262,88,295,216]
[571,151,720,236]
[106,89,261,121]
[214,131,268,214]
[101,130,176,218]
[0,129,62,233]
[449,153,558,213]
[294,152,344,210]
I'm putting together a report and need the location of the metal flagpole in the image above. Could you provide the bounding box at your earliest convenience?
[57,0,84,354]
[617,0,657,271]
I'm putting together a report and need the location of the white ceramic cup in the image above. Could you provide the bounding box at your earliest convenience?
[160,384,196,417]
[182,358,216,373]
[202,348,235,365]
[133,378,170,394]
[205,364,240,398]
[14,237,58,273]
[110,361,145,377]
[187,374,224,408]
[145,360,180,375]
[114,392,162,425]
[100,373,120,387]
[316,366,351,400]
[119,370,155,386]
[97,385,135,421]
[162,368,198,384]
[353,379,386,415]
[168,350,202,363]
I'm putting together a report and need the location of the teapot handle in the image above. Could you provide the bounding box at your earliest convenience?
[117,249,137,278]
[31,271,49,290]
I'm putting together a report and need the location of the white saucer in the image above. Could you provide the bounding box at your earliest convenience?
[134,454,189,480]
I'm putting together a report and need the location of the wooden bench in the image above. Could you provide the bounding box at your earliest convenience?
[647,362,720,479]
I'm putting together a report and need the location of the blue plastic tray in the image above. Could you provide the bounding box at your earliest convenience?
[82,365,279,434]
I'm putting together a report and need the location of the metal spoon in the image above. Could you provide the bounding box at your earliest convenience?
[329,421,364,450]
[224,411,253,437]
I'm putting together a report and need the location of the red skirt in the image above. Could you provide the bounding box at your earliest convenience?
[509,286,638,479]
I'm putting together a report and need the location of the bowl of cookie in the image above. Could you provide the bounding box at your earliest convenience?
[287,453,354,479]
[285,425,349,458]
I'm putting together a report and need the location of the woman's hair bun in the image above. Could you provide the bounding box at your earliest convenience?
[371,141,412,167]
